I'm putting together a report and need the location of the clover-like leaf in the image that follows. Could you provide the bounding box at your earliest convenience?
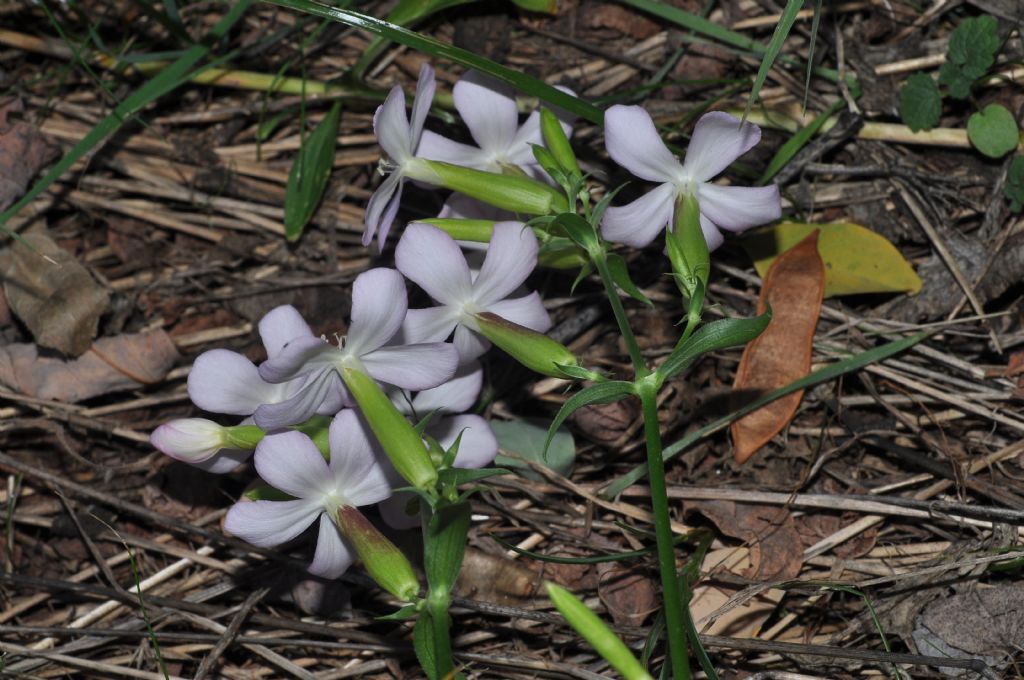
[899,73,942,132]
[967,103,1019,158]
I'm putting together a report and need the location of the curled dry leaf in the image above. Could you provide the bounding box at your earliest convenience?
[456,548,538,605]
[596,561,658,626]
[1,229,110,357]
[685,500,803,581]
[731,231,825,463]
[0,329,179,402]
[0,99,59,211]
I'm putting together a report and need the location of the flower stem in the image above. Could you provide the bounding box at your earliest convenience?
[592,251,649,378]
[637,379,690,680]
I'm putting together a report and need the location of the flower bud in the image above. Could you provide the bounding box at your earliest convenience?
[334,506,420,602]
[666,193,709,298]
[540,108,580,176]
[409,158,568,215]
[151,418,227,463]
[340,367,438,491]
[417,218,495,244]
[224,424,265,450]
[474,312,581,379]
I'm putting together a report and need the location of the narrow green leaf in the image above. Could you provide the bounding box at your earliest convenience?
[425,501,471,593]
[744,0,803,119]
[655,313,770,388]
[0,0,255,235]
[543,381,635,458]
[508,0,559,11]
[352,0,474,79]
[413,613,439,680]
[759,99,843,184]
[377,603,420,621]
[607,253,652,306]
[550,211,599,251]
[604,331,930,497]
[802,0,823,113]
[285,101,341,240]
[437,467,510,486]
[265,0,603,124]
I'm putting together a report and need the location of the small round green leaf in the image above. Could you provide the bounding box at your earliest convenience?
[967,104,1019,158]
[899,74,942,132]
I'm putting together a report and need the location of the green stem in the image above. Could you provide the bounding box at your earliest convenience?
[428,591,456,678]
[592,251,649,378]
[637,380,690,680]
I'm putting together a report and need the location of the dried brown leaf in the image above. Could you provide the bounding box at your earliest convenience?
[685,500,803,581]
[0,329,179,402]
[1,230,110,356]
[0,99,58,211]
[731,231,825,463]
[596,562,658,626]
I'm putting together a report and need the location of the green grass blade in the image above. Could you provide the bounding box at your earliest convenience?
[603,331,930,498]
[285,100,341,240]
[758,98,843,184]
[743,0,803,119]
[263,0,603,124]
[0,0,255,235]
[803,0,823,112]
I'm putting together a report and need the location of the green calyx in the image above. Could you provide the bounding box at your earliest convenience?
[334,506,420,602]
[418,159,568,215]
[474,312,581,379]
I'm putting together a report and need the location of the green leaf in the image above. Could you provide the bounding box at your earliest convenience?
[899,73,942,132]
[655,314,769,388]
[760,99,843,183]
[603,331,930,497]
[551,211,599,252]
[492,417,579,481]
[437,467,511,486]
[424,501,471,593]
[937,61,975,100]
[1004,154,1024,212]
[285,101,341,240]
[540,381,635,460]
[743,221,922,297]
[413,613,438,680]
[546,583,654,680]
[377,603,420,621]
[265,0,603,124]
[606,253,652,306]
[0,0,256,236]
[947,15,999,77]
[967,103,1019,159]
[352,0,474,79]
[744,0,803,119]
[508,0,558,11]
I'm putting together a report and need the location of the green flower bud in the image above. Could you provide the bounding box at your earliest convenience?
[340,367,438,491]
[223,424,264,450]
[412,158,568,215]
[474,312,581,378]
[540,108,580,176]
[417,218,495,244]
[334,506,420,602]
[666,194,709,298]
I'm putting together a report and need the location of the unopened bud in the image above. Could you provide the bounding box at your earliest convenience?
[151,418,228,463]
[474,312,581,379]
[334,506,420,601]
[666,194,709,298]
[411,158,568,215]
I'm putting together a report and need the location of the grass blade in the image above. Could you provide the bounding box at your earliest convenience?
[0,0,255,235]
[743,0,803,120]
[263,0,603,124]
[603,331,930,498]
[285,100,341,240]
[758,99,843,184]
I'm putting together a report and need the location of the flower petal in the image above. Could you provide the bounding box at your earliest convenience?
[151,418,224,462]
[600,182,675,248]
[346,268,408,355]
[191,447,253,474]
[374,85,411,163]
[417,130,489,169]
[683,111,762,182]
[409,63,436,148]
[471,221,539,304]
[453,70,518,155]
[253,429,331,499]
[429,414,498,469]
[224,498,321,548]
[486,292,551,333]
[396,224,473,305]
[453,324,490,361]
[411,361,483,414]
[361,343,458,391]
[253,368,337,430]
[697,183,781,232]
[363,172,403,248]
[698,213,725,252]
[401,306,459,344]
[258,336,334,384]
[314,371,351,414]
[328,410,393,506]
[259,305,314,360]
[604,105,681,183]
[189,349,287,415]
[308,515,355,579]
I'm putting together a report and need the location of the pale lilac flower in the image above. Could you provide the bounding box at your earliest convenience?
[364,63,436,249]
[224,410,392,579]
[255,268,459,430]
[186,305,346,421]
[380,363,498,529]
[418,71,573,179]
[602,107,781,250]
[151,418,226,463]
[396,222,551,361]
